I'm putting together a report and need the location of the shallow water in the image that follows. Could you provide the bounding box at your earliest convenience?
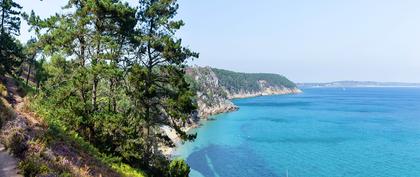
[174,87,420,177]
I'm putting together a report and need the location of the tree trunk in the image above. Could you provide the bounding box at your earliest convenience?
[36,80,40,92]
[79,36,88,113]
[109,78,117,112]
[1,3,5,34]
[92,76,98,111]
[92,10,102,112]
[26,63,31,86]
[26,54,36,86]
[80,36,86,67]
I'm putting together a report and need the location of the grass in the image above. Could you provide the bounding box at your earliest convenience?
[0,83,15,127]
[13,76,36,97]
[30,100,147,177]
[2,78,146,177]
[18,156,51,177]
[65,129,147,177]
[112,163,147,177]
[0,83,7,97]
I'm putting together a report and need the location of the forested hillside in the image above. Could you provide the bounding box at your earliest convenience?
[0,0,197,176]
[186,67,301,118]
[185,67,238,118]
[212,68,297,93]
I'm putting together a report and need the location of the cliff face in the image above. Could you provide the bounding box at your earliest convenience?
[226,87,302,99]
[161,67,301,156]
[185,67,302,118]
[226,80,302,99]
[185,67,238,118]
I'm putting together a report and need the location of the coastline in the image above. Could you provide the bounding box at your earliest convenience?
[162,88,303,157]
[227,87,302,99]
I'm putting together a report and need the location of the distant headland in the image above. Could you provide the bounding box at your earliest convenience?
[298,81,420,88]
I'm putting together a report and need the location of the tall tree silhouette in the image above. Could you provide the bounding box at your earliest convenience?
[0,0,22,75]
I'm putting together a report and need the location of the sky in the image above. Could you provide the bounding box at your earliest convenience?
[16,0,420,83]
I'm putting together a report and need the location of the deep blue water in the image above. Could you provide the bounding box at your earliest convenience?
[175,87,420,177]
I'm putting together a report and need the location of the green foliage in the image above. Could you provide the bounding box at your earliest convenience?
[168,159,190,177]
[30,97,147,177]
[18,156,50,177]
[22,0,197,176]
[184,74,199,92]
[124,0,198,173]
[0,82,6,96]
[0,33,23,75]
[212,68,297,92]
[0,0,23,75]
[13,76,35,96]
[4,128,27,157]
[112,163,147,177]
[0,0,22,35]
[0,96,13,127]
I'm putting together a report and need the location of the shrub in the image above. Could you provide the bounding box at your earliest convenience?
[59,172,72,177]
[0,99,14,126]
[0,83,7,97]
[4,128,28,157]
[18,156,50,177]
[168,159,190,177]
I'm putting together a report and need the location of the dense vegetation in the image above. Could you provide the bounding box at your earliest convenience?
[1,0,198,176]
[0,0,23,75]
[212,68,297,92]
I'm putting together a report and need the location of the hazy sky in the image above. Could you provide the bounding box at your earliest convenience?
[16,0,420,83]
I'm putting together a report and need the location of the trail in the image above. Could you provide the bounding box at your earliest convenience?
[0,77,119,177]
[0,144,21,177]
[0,77,23,177]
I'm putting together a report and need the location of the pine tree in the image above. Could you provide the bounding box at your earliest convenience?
[0,0,21,35]
[23,38,39,85]
[26,0,198,175]
[0,0,22,76]
[128,0,198,171]
[27,0,137,138]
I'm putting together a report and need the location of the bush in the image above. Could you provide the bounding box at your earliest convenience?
[0,99,14,127]
[18,156,50,177]
[168,159,190,177]
[59,172,72,177]
[0,83,7,97]
[15,78,35,97]
[4,128,28,157]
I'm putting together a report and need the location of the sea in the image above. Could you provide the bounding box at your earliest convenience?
[174,87,420,177]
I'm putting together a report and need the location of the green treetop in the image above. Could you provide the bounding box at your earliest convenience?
[126,0,198,172]
[0,0,21,35]
[0,0,23,76]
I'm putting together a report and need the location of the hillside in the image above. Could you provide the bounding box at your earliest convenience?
[212,68,296,93]
[211,68,301,98]
[0,76,143,177]
[298,81,420,87]
[185,67,301,118]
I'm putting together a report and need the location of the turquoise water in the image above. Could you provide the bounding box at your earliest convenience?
[175,87,420,177]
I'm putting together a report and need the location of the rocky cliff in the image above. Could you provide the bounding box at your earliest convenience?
[162,67,301,156]
[225,80,302,99]
[185,67,238,118]
[185,67,301,118]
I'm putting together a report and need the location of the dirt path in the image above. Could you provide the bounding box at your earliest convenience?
[0,77,23,177]
[0,77,120,177]
[0,144,21,177]
[4,77,39,125]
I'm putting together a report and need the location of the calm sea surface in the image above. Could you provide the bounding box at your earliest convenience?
[174,87,420,177]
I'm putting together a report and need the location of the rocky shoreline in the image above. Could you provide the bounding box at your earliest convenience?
[161,87,302,157]
[199,87,302,118]
[227,87,302,99]
[160,67,302,157]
